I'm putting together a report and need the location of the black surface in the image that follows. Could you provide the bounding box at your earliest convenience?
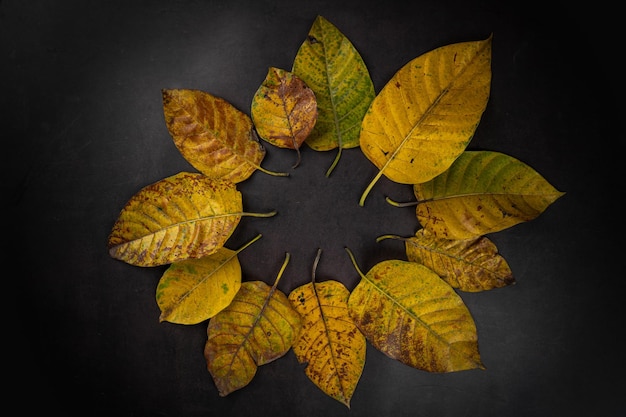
[3,1,622,416]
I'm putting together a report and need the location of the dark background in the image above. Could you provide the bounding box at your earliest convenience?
[3,1,621,416]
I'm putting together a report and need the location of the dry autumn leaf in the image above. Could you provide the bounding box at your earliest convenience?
[107,172,275,267]
[162,88,288,183]
[411,150,565,239]
[378,229,514,292]
[204,253,302,396]
[251,67,318,168]
[156,234,263,325]
[292,15,375,177]
[346,248,484,373]
[288,249,366,408]
[359,36,493,206]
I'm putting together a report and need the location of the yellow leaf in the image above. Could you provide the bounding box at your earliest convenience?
[414,150,565,239]
[359,36,493,206]
[288,249,366,408]
[378,230,514,292]
[251,67,318,168]
[107,172,245,267]
[162,88,288,183]
[292,15,375,176]
[204,254,302,396]
[346,248,484,373]
[156,234,262,324]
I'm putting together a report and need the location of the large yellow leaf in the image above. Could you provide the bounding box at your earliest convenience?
[378,229,514,292]
[359,36,493,206]
[251,67,318,168]
[156,234,262,325]
[288,249,366,408]
[162,88,287,183]
[292,15,375,176]
[414,150,566,239]
[346,249,484,373]
[108,172,274,267]
[204,254,302,396]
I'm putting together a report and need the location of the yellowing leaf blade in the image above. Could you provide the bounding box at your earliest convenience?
[288,280,366,408]
[414,150,566,239]
[348,258,483,373]
[251,67,317,168]
[156,235,262,324]
[162,88,266,183]
[204,277,302,396]
[401,229,514,292]
[107,172,242,267]
[359,36,492,204]
[292,15,375,175]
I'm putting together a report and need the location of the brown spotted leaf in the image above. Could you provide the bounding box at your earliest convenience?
[108,172,245,267]
[162,88,288,183]
[288,249,366,408]
[346,248,484,373]
[378,229,514,292]
[251,67,318,168]
[204,254,302,396]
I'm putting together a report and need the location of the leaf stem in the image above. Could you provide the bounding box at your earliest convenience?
[344,247,366,279]
[359,170,385,206]
[385,196,418,207]
[234,233,263,254]
[311,248,322,284]
[256,164,290,177]
[241,210,278,218]
[375,234,405,243]
[325,147,342,177]
[272,252,291,290]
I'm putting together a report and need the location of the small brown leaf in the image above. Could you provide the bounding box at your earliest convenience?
[378,230,514,292]
[251,67,318,168]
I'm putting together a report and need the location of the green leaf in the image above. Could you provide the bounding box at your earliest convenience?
[413,150,565,239]
[292,15,375,176]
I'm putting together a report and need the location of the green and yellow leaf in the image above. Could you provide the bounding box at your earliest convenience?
[156,234,262,324]
[162,88,287,183]
[251,67,318,168]
[346,249,484,373]
[378,229,514,292]
[292,15,375,176]
[204,254,302,396]
[359,36,492,205]
[414,150,565,239]
[108,172,244,267]
[288,250,366,408]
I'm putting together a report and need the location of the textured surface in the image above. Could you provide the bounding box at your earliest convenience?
[4,0,620,416]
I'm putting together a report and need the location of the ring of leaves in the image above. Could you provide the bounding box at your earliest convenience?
[107,15,564,409]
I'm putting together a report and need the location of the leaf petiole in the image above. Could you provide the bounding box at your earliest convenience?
[384,197,418,207]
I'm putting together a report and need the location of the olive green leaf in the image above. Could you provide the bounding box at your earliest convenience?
[251,67,318,168]
[156,234,262,325]
[162,88,288,183]
[412,150,565,239]
[292,15,375,177]
[107,172,275,267]
[378,229,514,292]
[346,248,484,373]
[359,36,492,206]
[288,249,366,408]
[204,253,302,396]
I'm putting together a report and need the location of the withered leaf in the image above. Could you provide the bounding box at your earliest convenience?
[204,254,302,396]
[251,67,318,168]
